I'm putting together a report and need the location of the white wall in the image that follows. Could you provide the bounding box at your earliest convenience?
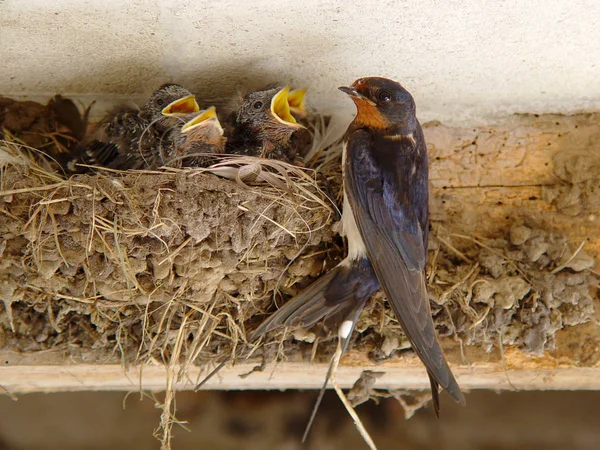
[1,0,600,124]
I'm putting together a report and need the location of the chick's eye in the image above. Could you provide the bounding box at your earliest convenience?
[378,90,392,102]
[252,101,263,110]
[156,98,165,107]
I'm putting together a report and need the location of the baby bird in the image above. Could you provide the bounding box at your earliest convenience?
[65,83,199,172]
[163,107,226,168]
[225,86,305,164]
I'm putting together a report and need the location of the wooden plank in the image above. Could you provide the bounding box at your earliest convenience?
[2,360,600,394]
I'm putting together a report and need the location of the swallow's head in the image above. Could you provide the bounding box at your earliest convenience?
[339,77,416,131]
[181,106,225,147]
[236,86,305,144]
[141,83,200,121]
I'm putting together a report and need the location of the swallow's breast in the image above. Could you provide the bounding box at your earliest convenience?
[341,142,367,261]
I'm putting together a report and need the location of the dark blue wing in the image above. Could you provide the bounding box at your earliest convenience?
[249,258,379,342]
[345,129,464,405]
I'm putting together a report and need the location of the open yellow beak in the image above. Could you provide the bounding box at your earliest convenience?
[162,95,200,116]
[270,86,304,128]
[181,106,223,135]
[287,88,307,117]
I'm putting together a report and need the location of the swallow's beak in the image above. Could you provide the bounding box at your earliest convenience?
[270,86,304,128]
[287,88,307,117]
[162,95,200,116]
[338,85,376,106]
[181,106,223,135]
[338,86,359,97]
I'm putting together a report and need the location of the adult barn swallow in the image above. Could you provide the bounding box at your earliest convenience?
[254,77,465,410]
[164,106,226,168]
[336,77,465,409]
[225,86,305,163]
[65,84,199,172]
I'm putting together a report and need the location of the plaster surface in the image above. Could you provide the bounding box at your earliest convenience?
[1,0,600,124]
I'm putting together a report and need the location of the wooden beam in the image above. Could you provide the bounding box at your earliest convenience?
[2,361,600,394]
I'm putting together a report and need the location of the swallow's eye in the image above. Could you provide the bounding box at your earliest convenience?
[253,101,263,110]
[156,98,165,107]
[378,90,392,102]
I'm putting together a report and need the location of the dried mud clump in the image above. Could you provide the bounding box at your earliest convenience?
[544,150,600,217]
[438,226,595,355]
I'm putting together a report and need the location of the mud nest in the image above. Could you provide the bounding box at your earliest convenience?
[0,98,598,376]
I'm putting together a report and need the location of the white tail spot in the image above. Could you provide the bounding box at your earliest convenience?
[339,320,354,339]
